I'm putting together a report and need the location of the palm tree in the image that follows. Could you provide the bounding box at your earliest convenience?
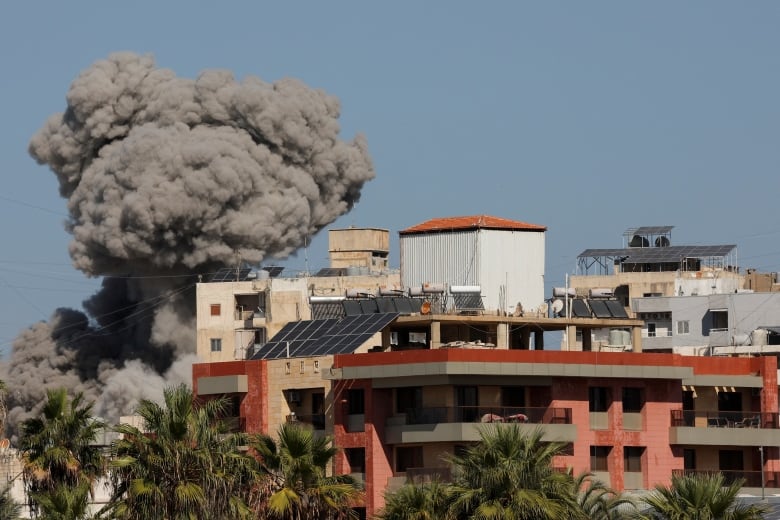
[641,473,769,519]
[19,388,106,519]
[0,484,22,519]
[445,424,584,520]
[376,479,449,520]
[249,423,362,519]
[574,472,638,520]
[108,384,258,519]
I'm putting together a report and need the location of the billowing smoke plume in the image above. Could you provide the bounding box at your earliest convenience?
[3,52,373,437]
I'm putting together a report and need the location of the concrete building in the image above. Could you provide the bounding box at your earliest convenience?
[193,216,780,517]
[634,291,780,355]
[571,226,741,306]
[196,227,401,363]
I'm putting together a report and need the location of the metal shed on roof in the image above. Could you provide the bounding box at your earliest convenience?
[399,215,546,314]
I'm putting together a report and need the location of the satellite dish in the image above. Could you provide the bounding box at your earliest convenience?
[420,301,432,315]
[551,299,564,316]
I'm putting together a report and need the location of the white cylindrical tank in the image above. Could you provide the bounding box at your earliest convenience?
[609,329,623,346]
[422,282,446,294]
[752,329,769,347]
[552,287,576,298]
[589,288,614,298]
[309,296,345,303]
[450,285,481,294]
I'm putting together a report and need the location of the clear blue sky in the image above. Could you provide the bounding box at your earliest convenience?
[1,2,779,356]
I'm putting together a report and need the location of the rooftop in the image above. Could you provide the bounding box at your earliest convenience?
[400,215,546,235]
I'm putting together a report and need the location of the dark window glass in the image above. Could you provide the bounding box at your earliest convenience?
[347,389,364,415]
[396,387,422,414]
[590,446,610,471]
[396,446,423,472]
[589,387,609,412]
[624,447,644,472]
[622,388,644,413]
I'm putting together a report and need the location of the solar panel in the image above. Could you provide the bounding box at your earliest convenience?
[605,300,629,318]
[262,266,285,278]
[578,245,736,264]
[633,226,674,235]
[451,293,484,311]
[315,267,347,277]
[360,299,379,314]
[343,300,364,316]
[251,319,338,359]
[209,267,252,282]
[376,298,397,313]
[588,299,612,319]
[310,302,345,320]
[407,298,423,313]
[392,298,414,315]
[571,299,591,318]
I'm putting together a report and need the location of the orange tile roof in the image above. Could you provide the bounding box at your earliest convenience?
[400,215,547,234]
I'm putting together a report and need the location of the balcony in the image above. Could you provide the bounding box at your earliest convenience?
[385,406,575,444]
[670,410,780,446]
[406,466,453,484]
[286,413,326,430]
[222,416,246,433]
[673,469,780,489]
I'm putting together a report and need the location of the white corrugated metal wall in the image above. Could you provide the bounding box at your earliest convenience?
[479,229,545,313]
[400,228,545,313]
[400,230,480,292]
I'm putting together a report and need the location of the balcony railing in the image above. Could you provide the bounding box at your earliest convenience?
[671,410,779,429]
[673,469,780,488]
[286,414,326,430]
[405,466,453,483]
[404,406,572,425]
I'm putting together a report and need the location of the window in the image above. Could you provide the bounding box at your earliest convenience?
[396,387,422,414]
[590,446,610,472]
[624,447,644,472]
[396,446,423,472]
[589,387,609,412]
[711,310,728,331]
[676,320,690,335]
[313,360,320,373]
[210,338,222,352]
[285,362,291,374]
[299,360,305,374]
[210,304,221,316]
[347,389,365,415]
[622,388,644,413]
[345,448,365,473]
[647,323,656,338]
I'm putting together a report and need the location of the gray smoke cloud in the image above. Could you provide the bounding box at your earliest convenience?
[3,52,373,438]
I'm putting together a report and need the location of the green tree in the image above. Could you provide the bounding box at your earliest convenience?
[108,384,258,519]
[445,425,584,520]
[0,484,22,520]
[641,473,769,520]
[574,472,638,520]
[249,423,362,519]
[376,479,449,520]
[19,388,106,519]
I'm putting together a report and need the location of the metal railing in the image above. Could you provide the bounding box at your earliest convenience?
[405,466,452,483]
[673,469,780,488]
[286,414,326,430]
[670,410,779,429]
[403,406,572,425]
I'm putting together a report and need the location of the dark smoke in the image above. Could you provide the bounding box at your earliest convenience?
[3,52,374,438]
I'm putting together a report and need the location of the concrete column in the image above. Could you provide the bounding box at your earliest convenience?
[430,321,441,349]
[631,326,643,352]
[565,325,578,351]
[497,322,508,349]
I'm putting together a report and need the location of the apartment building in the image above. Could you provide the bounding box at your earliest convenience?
[192,217,780,517]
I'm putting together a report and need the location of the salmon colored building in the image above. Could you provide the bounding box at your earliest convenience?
[193,338,780,518]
